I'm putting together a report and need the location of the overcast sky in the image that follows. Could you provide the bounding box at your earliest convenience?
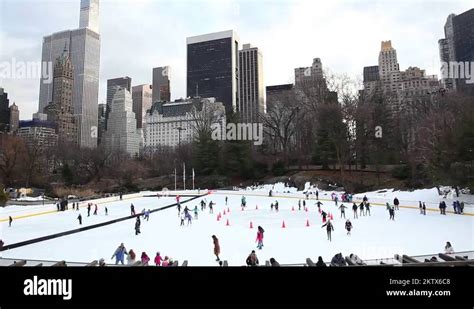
[0,0,472,120]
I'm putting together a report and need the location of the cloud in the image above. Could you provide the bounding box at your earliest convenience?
[0,0,472,120]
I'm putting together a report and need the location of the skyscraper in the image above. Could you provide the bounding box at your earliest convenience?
[295,58,324,87]
[378,41,400,93]
[44,46,78,144]
[38,0,100,148]
[452,9,474,95]
[152,66,171,102]
[132,84,153,129]
[103,88,141,156]
[79,0,100,33]
[187,30,240,113]
[98,103,106,145]
[0,88,9,132]
[238,44,265,123]
[106,77,132,129]
[9,103,19,133]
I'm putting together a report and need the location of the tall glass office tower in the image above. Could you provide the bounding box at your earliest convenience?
[38,0,100,148]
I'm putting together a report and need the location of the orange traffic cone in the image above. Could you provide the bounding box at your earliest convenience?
[282,220,286,228]
[306,219,310,227]
[226,219,230,226]
[292,206,295,211]
[250,221,253,229]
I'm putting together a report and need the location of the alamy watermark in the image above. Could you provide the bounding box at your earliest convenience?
[0,58,53,84]
[211,123,264,146]
[441,61,474,84]
[24,276,72,300]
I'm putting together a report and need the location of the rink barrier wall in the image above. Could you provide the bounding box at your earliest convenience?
[0,194,205,252]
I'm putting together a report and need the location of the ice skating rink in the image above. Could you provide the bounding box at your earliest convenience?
[1,189,473,266]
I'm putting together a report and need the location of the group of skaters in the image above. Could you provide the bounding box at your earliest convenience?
[76,203,108,225]
[109,242,175,266]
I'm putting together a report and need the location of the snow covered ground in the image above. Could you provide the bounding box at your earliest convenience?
[1,188,472,266]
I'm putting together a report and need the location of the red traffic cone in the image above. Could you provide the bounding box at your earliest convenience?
[226,219,230,226]
[250,221,253,229]
[282,220,286,228]
[256,205,258,210]
[223,210,226,215]
[292,206,295,211]
[227,207,230,213]
[305,207,308,212]
[330,213,334,220]
[217,215,220,221]
[306,219,310,227]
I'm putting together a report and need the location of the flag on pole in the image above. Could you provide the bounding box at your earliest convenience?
[174,168,177,191]
[183,162,186,190]
[192,168,195,190]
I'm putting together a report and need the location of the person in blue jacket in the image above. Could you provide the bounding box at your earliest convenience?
[111,243,128,265]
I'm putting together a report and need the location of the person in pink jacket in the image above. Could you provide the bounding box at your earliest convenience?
[141,252,150,266]
[256,226,264,250]
[154,252,163,266]
[162,256,170,267]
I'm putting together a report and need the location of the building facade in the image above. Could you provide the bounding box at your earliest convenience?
[152,66,171,103]
[452,9,474,95]
[38,0,100,148]
[103,88,141,156]
[106,77,132,129]
[187,30,240,114]
[97,103,106,145]
[144,97,225,148]
[238,44,265,123]
[0,88,10,132]
[132,84,153,129]
[265,84,295,110]
[18,118,58,150]
[295,58,324,87]
[9,103,19,133]
[44,47,78,144]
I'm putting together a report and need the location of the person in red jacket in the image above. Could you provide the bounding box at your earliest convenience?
[141,252,150,266]
[154,252,163,266]
[256,226,265,250]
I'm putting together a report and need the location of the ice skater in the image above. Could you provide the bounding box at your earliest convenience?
[334,195,338,206]
[77,214,82,225]
[345,219,352,235]
[419,201,423,214]
[303,200,306,210]
[144,209,150,221]
[93,204,98,215]
[275,201,279,212]
[241,196,247,208]
[316,190,319,200]
[270,203,274,211]
[194,206,198,220]
[212,235,221,262]
[9,216,12,227]
[177,203,181,216]
[359,202,365,216]
[225,196,228,205]
[135,217,141,235]
[180,213,185,226]
[131,204,135,216]
[393,197,400,210]
[105,207,108,216]
[186,212,192,225]
[298,200,301,211]
[352,203,358,219]
[322,220,334,241]
[87,204,91,217]
[209,201,214,214]
[111,243,127,265]
[389,206,395,220]
[338,204,347,219]
[365,203,371,216]
[201,200,206,211]
[422,202,426,215]
[256,226,265,250]
[321,210,328,223]
[316,201,323,213]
